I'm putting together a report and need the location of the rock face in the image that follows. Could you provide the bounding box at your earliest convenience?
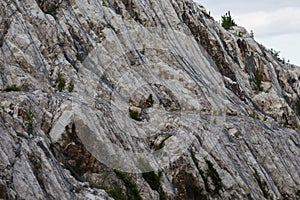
[0,0,300,199]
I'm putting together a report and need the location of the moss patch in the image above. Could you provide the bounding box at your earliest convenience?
[114,169,142,200]
[105,186,127,200]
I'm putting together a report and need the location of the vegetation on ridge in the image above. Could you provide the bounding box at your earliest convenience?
[2,85,22,92]
[221,11,236,30]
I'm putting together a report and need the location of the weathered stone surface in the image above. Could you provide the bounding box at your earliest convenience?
[0,0,300,199]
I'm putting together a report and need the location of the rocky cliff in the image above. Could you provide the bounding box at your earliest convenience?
[0,0,300,199]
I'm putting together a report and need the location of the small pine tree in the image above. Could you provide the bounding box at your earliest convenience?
[56,73,66,92]
[270,48,280,60]
[250,30,254,38]
[24,110,34,134]
[221,11,236,30]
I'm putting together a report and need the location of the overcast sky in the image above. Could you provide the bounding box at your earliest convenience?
[194,0,300,66]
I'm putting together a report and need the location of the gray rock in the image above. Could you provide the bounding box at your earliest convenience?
[0,0,299,199]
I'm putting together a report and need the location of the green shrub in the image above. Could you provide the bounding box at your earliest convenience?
[45,3,58,16]
[250,30,254,38]
[142,171,161,191]
[270,48,280,60]
[136,158,167,200]
[142,171,167,200]
[2,85,22,92]
[221,11,236,30]
[24,110,34,134]
[68,80,74,92]
[56,73,66,92]
[236,31,243,37]
[129,108,141,121]
[146,94,154,107]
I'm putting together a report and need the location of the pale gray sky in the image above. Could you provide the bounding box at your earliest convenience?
[194,0,300,65]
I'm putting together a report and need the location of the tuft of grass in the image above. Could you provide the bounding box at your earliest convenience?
[2,85,22,92]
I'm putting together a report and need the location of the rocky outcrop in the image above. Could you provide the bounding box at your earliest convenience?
[0,0,300,199]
